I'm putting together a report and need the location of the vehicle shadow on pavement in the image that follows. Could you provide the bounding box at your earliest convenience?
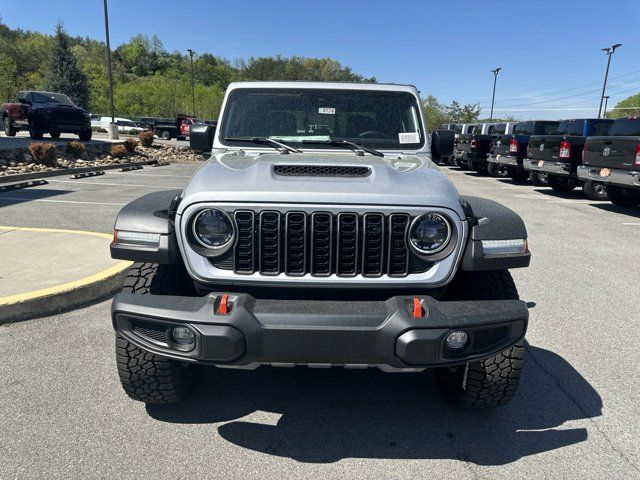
[533,188,587,200]
[147,343,601,465]
[589,203,640,218]
[0,188,71,208]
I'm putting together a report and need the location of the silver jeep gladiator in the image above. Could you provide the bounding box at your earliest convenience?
[110,81,531,409]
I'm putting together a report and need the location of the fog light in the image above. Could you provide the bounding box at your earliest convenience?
[172,326,195,351]
[446,331,468,349]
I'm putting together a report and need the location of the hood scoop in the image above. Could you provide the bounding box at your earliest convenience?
[273,164,372,177]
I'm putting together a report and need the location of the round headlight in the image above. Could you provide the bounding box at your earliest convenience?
[409,213,451,254]
[192,209,234,249]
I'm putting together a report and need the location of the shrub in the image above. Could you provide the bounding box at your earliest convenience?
[138,130,154,147]
[28,142,58,167]
[111,144,128,159]
[66,140,85,158]
[123,137,138,153]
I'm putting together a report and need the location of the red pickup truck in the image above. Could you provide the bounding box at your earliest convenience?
[2,91,92,140]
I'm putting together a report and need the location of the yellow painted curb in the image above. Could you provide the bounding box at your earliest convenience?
[0,226,132,321]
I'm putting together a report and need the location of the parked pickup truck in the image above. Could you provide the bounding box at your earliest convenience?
[487,121,559,181]
[2,91,92,140]
[452,123,478,167]
[523,118,613,200]
[138,115,199,140]
[457,122,517,174]
[577,116,640,208]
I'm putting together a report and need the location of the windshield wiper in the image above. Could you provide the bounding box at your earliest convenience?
[300,139,384,157]
[224,136,302,153]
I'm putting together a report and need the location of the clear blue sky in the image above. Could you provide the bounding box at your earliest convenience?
[2,0,639,119]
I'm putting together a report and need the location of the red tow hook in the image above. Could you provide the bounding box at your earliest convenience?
[412,297,425,318]
[217,294,230,315]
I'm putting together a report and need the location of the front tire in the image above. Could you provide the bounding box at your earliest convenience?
[606,185,640,208]
[582,181,608,201]
[548,175,577,193]
[79,130,92,141]
[115,263,197,405]
[28,119,43,139]
[160,130,171,140]
[436,270,525,409]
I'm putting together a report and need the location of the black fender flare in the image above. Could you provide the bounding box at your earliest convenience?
[110,189,182,265]
[459,196,531,271]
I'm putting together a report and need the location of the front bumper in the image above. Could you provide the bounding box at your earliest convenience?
[577,166,640,188]
[487,154,519,166]
[523,158,572,176]
[112,292,528,371]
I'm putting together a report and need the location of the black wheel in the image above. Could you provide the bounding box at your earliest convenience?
[49,131,61,139]
[529,171,548,186]
[28,119,43,139]
[507,166,528,182]
[488,163,509,178]
[79,130,92,141]
[436,270,525,410]
[606,185,640,208]
[548,175,577,193]
[160,130,171,140]
[582,181,608,201]
[472,162,488,175]
[116,263,197,404]
[3,117,17,136]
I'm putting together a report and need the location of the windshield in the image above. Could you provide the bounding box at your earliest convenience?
[30,92,75,106]
[219,88,425,150]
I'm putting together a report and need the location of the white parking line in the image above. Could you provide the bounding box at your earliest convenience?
[46,179,184,188]
[109,172,194,178]
[0,196,125,206]
[622,222,640,226]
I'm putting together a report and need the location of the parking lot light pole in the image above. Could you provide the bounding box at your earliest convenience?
[103,0,118,140]
[598,43,622,119]
[187,49,196,117]
[490,68,501,121]
[603,96,610,117]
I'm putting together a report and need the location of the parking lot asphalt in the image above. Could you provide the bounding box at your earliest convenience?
[1,163,639,480]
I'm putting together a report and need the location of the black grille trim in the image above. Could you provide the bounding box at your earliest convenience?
[387,214,410,276]
[259,211,281,275]
[336,213,359,276]
[234,211,255,274]
[132,322,168,345]
[362,213,385,276]
[310,212,333,276]
[285,211,307,276]
[273,164,371,177]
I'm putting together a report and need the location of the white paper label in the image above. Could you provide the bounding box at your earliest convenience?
[398,132,420,144]
[318,107,335,115]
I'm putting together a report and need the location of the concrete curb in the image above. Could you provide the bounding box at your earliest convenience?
[0,159,160,184]
[0,226,133,324]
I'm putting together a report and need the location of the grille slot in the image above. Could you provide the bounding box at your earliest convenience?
[387,214,410,276]
[259,211,281,274]
[132,322,168,345]
[234,211,255,273]
[473,326,509,350]
[285,212,307,275]
[336,213,359,276]
[311,212,333,276]
[274,164,371,177]
[362,213,384,276]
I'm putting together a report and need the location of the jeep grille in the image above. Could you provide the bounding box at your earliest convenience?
[212,210,430,277]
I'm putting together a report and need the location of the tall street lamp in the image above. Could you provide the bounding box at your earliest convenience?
[603,95,610,117]
[103,0,118,139]
[187,49,196,117]
[490,67,501,121]
[598,43,622,119]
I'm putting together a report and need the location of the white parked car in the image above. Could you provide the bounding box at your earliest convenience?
[90,116,143,133]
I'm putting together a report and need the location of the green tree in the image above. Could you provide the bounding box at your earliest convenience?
[607,92,640,118]
[0,52,18,101]
[43,23,90,108]
[422,95,450,131]
[446,101,481,123]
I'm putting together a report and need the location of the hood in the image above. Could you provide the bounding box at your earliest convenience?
[179,152,464,218]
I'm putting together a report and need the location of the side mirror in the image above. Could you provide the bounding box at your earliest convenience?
[431,129,455,161]
[189,123,214,153]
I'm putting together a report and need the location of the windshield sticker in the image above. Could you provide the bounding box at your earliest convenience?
[398,132,420,144]
[318,107,336,115]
